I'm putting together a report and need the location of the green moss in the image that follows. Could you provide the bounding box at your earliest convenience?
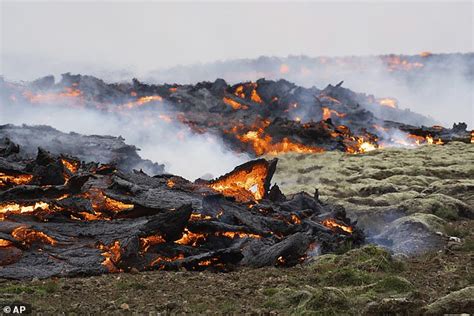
[262,287,279,296]
[0,281,59,295]
[116,280,148,290]
[373,276,413,294]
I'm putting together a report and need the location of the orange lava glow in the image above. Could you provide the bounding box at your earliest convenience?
[250,89,263,103]
[223,97,247,110]
[0,201,50,216]
[98,241,122,272]
[233,120,325,156]
[150,253,185,267]
[0,239,13,247]
[167,179,176,188]
[61,158,79,174]
[321,219,353,234]
[322,107,347,120]
[208,161,269,202]
[279,64,290,74]
[190,213,213,221]
[384,56,424,72]
[0,173,33,187]
[11,226,57,246]
[140,235,166,253]
[23,87,82,103]
[377,98,397,108]
[217,231,261,239]
[175,229,207,247]
[83,189,134,215]
[123,95,163,109]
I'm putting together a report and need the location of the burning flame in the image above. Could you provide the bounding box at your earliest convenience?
[0,173,33,187]
[11,226,57,246]
[321,219,353,234]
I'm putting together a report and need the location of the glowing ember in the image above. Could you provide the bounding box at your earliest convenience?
[175,229,207,247]
[322,107,347,120]
[22,87,82,103]
[61,158,79,174]
[237,129,324,156]
[167,179,176,188]
[217,231,261,239]
[0,173,33,187]
[123,95,162,109]
[0,201,50,215]
[234,85,245,98]
[250,89,263,103]
[321,219,353,234]
[98,241,122,272]
[0,239,13,247]
[190,213,212,221]
[223,97,247,110]
[12,226,57,246]
[290,214,301,225]
[150,253,185,267]
[426,135,444,145]
[84,189,134,213]
[140,235,166,252]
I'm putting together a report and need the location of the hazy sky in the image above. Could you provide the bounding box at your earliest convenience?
[1,1,473,75]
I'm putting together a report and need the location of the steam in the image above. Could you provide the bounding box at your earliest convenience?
[0,99,249,181]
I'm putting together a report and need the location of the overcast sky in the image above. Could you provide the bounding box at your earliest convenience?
[1,1,473,76]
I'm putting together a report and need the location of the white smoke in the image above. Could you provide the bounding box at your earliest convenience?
[0,99,249,181]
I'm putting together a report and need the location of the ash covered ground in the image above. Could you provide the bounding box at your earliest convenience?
[0,143,472,314]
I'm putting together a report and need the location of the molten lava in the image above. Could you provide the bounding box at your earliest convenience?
[23,87,82,104]
[207,161,270,202]
[98,241,122,273]
[223,97,247,110]
[61,158,79,174]
[11,226,57,246]
[123,95,163,109]
[322,107,347,120]
[0,173,33,187]
[140,235,166,252]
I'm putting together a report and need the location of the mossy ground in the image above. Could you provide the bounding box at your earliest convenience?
[0,143,472,314]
